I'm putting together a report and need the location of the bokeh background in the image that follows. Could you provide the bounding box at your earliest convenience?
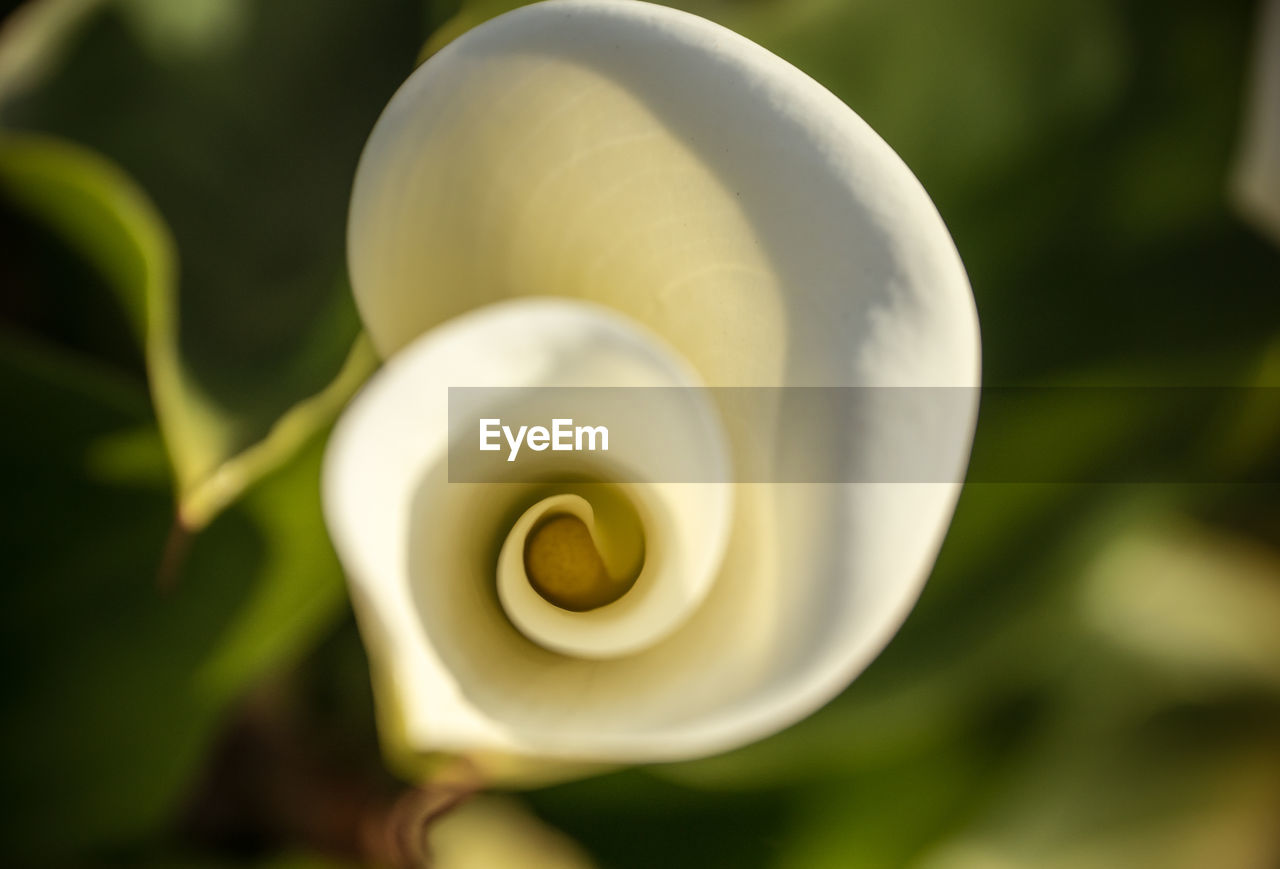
[2,0,1279,866]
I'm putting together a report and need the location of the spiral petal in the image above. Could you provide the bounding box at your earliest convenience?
[333,0,980,769]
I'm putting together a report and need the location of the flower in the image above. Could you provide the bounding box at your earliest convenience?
[323,0,980,782]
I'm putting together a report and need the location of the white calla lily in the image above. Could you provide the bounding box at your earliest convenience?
[325,0,980,779]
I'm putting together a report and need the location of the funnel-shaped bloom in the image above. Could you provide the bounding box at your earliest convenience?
[324,0,980,780]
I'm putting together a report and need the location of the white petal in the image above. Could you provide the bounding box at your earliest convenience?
[349,0,977,389]
[326,297,735,756]
[325,294,733,663]
[1232,0,1280,244]
[337,0,981,766]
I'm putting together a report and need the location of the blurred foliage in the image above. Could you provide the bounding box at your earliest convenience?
[1,0,1278,867]
[0,0,420,861]
[0,327,350,859]
[1,0,390,523]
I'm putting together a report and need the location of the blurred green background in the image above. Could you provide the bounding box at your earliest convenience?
[2,0,1278,866]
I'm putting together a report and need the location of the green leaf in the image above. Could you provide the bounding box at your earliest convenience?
[0,330,222,857]
[776,747,990,869]
[0,132,236,497]
[0,129,378,528]
[192,431,351,708]
[0,330,348,860]
[0,0,420,524]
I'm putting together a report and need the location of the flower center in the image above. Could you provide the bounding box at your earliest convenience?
[524,514,633,611]
[509,482,645,613]
[497,484,680,658]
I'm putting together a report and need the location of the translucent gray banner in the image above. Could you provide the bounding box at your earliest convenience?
[446,387,1280,483]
